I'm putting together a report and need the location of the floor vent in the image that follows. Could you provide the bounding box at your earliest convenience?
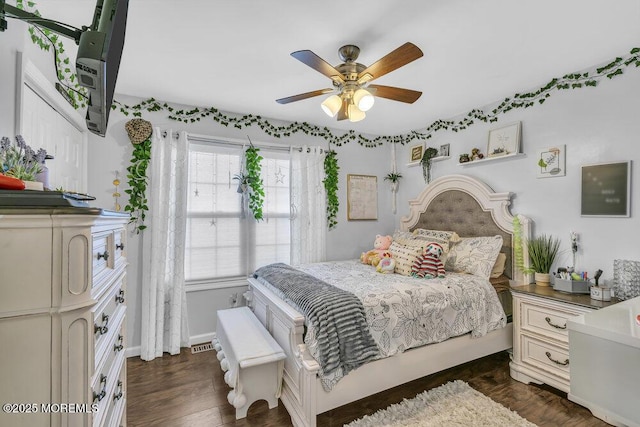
[191,343,214,354]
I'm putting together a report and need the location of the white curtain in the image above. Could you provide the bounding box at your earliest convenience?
[290,146,327,265]
[140,129,190,361]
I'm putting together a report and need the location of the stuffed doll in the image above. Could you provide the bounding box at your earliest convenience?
[376,252,395,274]
[411,242,446,279]
[361,234,393,265]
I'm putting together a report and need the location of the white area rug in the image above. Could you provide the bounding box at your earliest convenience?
[345,380,537,427]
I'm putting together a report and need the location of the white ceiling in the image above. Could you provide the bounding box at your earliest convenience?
[33,0,640,136]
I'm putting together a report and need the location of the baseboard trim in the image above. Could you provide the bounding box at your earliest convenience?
[125,333,217,358]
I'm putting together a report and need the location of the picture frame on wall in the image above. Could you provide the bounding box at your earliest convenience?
[487,121,521,158]
[439,143,450,157]
[581,161,631,217]
[537,145,566,178]
[409,143,424,164]
[347,174,378,220]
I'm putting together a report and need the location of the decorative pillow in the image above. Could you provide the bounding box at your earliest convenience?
[412,229,461,244]
[392,232,452,265]
[490,253,507,279]
[389,240,428,276]
[445,235,504,279]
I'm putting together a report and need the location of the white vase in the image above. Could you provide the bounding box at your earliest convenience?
[23,180,44,191]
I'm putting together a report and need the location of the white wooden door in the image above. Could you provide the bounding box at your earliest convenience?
[18,55,87,193]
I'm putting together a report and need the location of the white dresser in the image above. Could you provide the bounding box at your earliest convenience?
[510,285,618,393]
[0,207,129,427]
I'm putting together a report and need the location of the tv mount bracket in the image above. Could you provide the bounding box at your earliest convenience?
[0,0,83,43]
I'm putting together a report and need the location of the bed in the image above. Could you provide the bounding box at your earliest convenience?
[246,174,532,427]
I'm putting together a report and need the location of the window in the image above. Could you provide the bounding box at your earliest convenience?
[184,141,291,283]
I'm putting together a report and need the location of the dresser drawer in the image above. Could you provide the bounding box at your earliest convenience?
[520,334,570,381]
[519,300,585,344]
[104,365,126,427]
[92,352,125,427]
[93,279,126,362]
[92,231,114,289]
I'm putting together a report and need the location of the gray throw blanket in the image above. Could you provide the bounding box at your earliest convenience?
[253,263,379,377]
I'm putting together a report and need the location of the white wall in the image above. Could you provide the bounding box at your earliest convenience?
[396,69,640,286]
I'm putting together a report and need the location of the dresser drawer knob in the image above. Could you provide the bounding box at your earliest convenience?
[113,380,123,402]
[93,375,107,402]
[116,243,125,251]
[97,250,110,261]
[544,316,567,330]
[115,289,125,304]
[545,351,569,366]
[114,335,124,353]
[94,313,110,335]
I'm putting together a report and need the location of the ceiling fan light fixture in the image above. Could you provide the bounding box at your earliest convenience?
[353,88,375,112]
[321,95,342,117]
[347,103,366,122]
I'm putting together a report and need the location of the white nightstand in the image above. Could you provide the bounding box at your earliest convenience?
[509,285,618,393]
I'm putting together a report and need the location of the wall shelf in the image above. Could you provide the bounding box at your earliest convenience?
[407,156,450,167]
[457,153,525,166]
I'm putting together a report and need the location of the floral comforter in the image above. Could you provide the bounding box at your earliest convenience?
[295,260,507,390]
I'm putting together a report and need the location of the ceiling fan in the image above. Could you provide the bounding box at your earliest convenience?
[276,42,424,122]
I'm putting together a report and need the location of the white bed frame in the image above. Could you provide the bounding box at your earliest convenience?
[246,174,532,427]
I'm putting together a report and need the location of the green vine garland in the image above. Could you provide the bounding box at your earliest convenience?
[17,0,87,109]
[323,151,340,229]
[113,47,639,147]
[124,138,151,233]
[244,146,265,221]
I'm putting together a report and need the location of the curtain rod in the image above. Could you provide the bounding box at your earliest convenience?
[186,134,324,153]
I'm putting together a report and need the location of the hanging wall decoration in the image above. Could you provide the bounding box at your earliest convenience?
[537,145,566,178]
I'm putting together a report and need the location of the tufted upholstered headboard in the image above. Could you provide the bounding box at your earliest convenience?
[400,174,531,284]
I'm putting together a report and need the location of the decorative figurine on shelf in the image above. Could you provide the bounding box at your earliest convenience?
[113,171,122,211]
[459,153,470,163]
[471,148,484,161]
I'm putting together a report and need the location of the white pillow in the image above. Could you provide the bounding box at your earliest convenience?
[445,235,504,279]
[389,240,427,276]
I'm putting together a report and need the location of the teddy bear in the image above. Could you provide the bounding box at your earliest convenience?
[361,234,393,265]
[411,242,446,279]
[471,148,484,161]
[376,252,396,274]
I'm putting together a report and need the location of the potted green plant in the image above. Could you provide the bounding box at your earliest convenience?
[384,172,402,191]
[526,234,561,286]
[421,147,439,183]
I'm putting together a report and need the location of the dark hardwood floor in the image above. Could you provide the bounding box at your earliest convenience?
[127,348,607,427]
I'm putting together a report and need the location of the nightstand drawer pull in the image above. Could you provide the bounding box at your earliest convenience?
[545,351,569,366]
[97,250,110,261]
[116,243,125,251]
[544,316,567,330]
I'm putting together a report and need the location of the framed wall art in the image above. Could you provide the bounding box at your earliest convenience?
[487,121,521,158]
[347,174,378,220]
[581,161,631,217]
[439,143,450,157]
[537,145,566,178]
[409,143,424,164]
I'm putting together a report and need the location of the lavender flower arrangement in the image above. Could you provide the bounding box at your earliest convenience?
[0,135,47,181]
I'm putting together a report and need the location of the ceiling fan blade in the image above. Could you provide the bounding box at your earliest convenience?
[337,98,349,121]
[291,50,345,83]
[276,88,334,104]
[368,84,422,104]
[357,42,423,83]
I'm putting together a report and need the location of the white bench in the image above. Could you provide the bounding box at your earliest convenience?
[213,306,286,419]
